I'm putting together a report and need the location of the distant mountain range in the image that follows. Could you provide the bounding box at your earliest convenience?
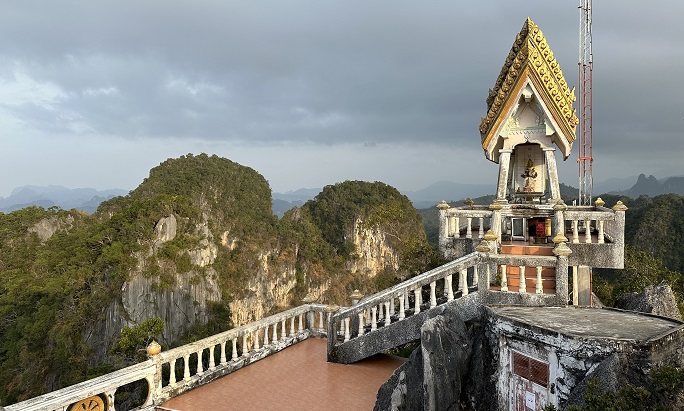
[0,185,128,214]
[3,173,683,216]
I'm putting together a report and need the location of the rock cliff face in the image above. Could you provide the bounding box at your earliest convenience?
[348,218,400,277]
[86,156,431,365]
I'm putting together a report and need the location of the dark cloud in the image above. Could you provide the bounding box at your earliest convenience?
[0,1,682,194]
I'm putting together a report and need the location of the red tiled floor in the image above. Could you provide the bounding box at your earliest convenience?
[161,338,406,411]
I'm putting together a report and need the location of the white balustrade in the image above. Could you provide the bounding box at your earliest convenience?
[585,220,591,243]
[536,266,543,294]
[430,281,437,308]
[519,265,526,293]
[501,265,508,292]
[466,217,473,239]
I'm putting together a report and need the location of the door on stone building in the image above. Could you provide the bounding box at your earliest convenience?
[510,351,549,411]
[511,218,527,241]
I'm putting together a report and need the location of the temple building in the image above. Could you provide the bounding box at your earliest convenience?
[7,17,684,411]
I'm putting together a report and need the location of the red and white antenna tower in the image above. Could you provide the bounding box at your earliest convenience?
[578,0,593,205]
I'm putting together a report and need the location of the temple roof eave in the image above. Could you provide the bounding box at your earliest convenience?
[479,18,578,161]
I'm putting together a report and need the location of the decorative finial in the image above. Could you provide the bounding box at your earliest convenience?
[553,200,567,211]
[324,304,340,314]
[349,290,363,300]
[489,201,503,211]
[552,242,572,257]
[146,340,162,357]
[437,200,450,210]
[595,197,605,207]
[483,230,498,242]
[465,198,474,207]
[476,242,490,254]
[612,201,628,212]
[552,233,569,244]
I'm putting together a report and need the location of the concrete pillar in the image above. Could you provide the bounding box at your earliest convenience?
[543,148,561,201]
[496,149,513,202]
[577,266,592,306]
[552,242,572,306]
[437,201,450,256]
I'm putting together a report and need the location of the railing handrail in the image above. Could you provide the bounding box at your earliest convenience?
[335,253,481,319]
[564,209,617,221]
[5,303,329,411]
[489,255,557,267]
[157,303,327,362]
[4,361,155,411]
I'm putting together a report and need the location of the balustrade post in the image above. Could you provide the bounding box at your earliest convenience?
[242,334,248,356]
[263,325,269,346]
[446,274,454,301]
[220,341,227,365]
[253,330,260,350]
[371,306,378,331]
[105,388,116,411]
[501,265,508,292]
[197,349,204,374]
[358,312,365,335]
[344,317,350,342]
[209,345,216,371]
[553,242,572,306]
[232,338,238,361]
[183,354,191,381]
[519,265,526,293]
[319,312,324,330]
[430,281,437,308]
[454,217,461,238]
[598,221,605,244]
[572,220,579,243]
[479,217,484,239]
[298,314,304,333]
[281,320,286,340]
[378,304,384,321]
[389,298,395,316]
[438,201,451,252]
[585,220,592,243]
[414,288,421,314]
[466,217,473,239]
[536,266,543,294]
[572,266,579,305]
[460,269,469,295]
[399,294,405,320]
[273,323,278,342]
[290,317,295,336]
[384,301,391,326]
[170,358,177,386]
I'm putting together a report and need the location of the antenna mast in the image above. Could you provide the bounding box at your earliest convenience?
[578,0,593,205]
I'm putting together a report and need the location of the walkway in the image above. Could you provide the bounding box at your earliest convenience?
[160,338,405,411]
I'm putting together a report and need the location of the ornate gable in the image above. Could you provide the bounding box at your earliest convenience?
[480,18,578,162]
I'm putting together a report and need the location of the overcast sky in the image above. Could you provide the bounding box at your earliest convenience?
[1,1,682,197]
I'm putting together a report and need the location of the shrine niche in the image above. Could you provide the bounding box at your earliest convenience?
[513,144,545,197]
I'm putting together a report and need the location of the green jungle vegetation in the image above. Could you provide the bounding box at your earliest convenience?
[0,154,434,404]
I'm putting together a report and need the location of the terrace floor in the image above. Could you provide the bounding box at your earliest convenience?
[159,338,406,411]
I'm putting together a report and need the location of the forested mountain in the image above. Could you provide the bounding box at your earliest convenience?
[593,193,684,311]
[0,154,434,404]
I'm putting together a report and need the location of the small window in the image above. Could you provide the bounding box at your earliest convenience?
[513,351,549,388]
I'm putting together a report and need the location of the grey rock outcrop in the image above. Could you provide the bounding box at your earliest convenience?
[28,215,75,241]
[375,305,487,411]
[615,284,682,320]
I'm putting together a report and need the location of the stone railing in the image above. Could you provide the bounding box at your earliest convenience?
[327,253,482,351]
[560,201,627,269]
[5,304,329,411]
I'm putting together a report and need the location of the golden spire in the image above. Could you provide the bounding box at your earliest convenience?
[480,18,578,156]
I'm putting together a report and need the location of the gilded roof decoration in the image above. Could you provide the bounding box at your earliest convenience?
[480,18,578,151]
